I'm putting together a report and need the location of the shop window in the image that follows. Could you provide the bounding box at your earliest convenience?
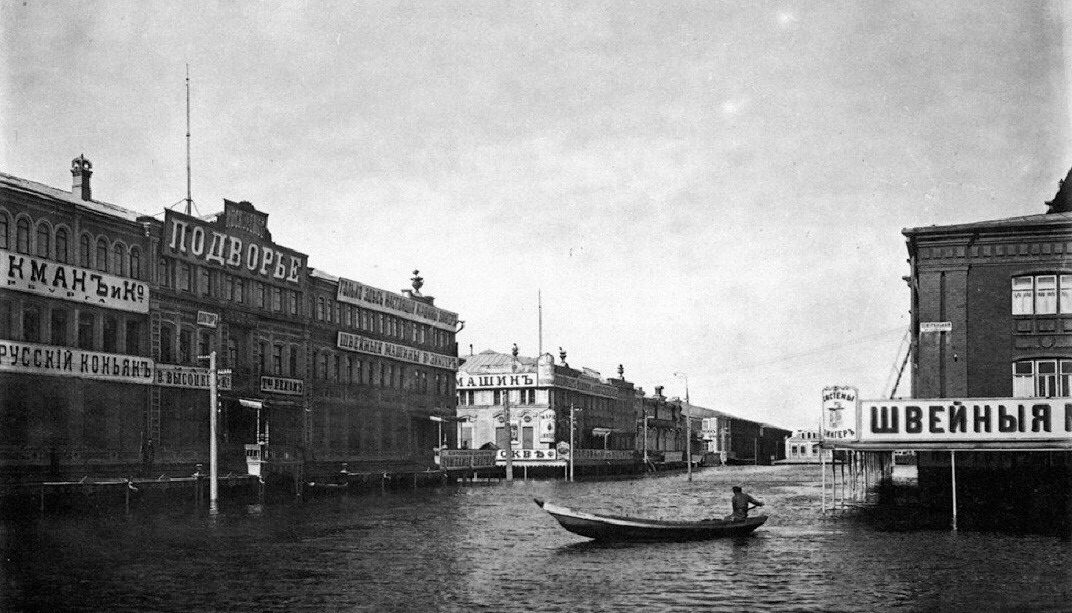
[16,218,30,254]
[96,238,108,272]
[23,305,41,343]
[77,312,94,349]
[50,309,68,345]
[55,228,69,263]
[103,316,118,352]
[126,320,141,354]
[36,222,51,258]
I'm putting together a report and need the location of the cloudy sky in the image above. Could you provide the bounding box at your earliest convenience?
[3,1,1070,429]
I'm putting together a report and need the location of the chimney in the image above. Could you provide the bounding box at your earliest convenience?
[71,155,93,201]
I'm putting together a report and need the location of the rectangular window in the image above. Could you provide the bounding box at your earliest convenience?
[179,329,192,364]
[225,275,235,302]
[102,316,118,352]
[272,344,283,375]
[493,390,503,405]
[24,306,42,343]
[256,283,266,309]
[1061,360,1072,397]
[236,278,245,304]
[50,309,68,346]
[290,291,299,315]
[289,348,298,377]
[272,287,282,312]
[258,341,268,374]
[179,264,193,292]
[126,320,141,354]
[200,268,211,297]
[0,300,11,339]
[1061,275,1072,314]
[198,331,212,358]
[1012,276,1033,315]
[1037,359,1058,397]
[1036,275,1057,314]
[77,312,93,349]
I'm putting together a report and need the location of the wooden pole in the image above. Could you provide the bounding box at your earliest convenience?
[951,450,958,532]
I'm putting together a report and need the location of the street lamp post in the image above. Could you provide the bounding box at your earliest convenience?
[198,351,219,513]
[674,372,692,482]
[503,389,513,482]
[569,403,581,482]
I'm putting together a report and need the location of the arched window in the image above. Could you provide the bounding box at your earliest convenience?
[0,211,8,249]
[96,238,108,272]
[112,243,125,276]
[16,218,30,254]
[35,222,50,258]
[129,247,141,279]
[79,234,91,267]
[55,227,69,263]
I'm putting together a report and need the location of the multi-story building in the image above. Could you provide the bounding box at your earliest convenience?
[456,348,657,472]
[782,430,831,464]
[902,168,1072,529]
[1,157,154,482]
[0,157,461,483]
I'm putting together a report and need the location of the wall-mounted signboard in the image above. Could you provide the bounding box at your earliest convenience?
[336,277,458,331]
[0,340,153,384]
[2,248,149,313]
[336,331,460,370]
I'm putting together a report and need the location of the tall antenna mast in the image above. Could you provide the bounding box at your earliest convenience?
[185,64,192,215]
[538,289,543,356]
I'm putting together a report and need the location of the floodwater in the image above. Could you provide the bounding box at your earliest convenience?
[2,465,1070,612]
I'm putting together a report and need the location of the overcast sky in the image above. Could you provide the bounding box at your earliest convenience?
[3,1,1070,429]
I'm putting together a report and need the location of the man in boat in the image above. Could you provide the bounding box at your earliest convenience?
[726,486,763,521]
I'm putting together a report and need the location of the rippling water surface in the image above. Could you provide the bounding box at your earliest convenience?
[2,465,1070,612]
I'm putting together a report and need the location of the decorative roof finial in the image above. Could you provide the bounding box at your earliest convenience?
[511,343,519,358]
[411,270,424,293]
[618,364,624,378]
[559,347,567,366]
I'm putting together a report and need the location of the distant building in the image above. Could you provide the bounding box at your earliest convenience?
[782,430,831,464]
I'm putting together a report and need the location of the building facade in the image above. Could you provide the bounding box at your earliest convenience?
[1,158,154,482]
[902,170,1072,530]
[0,157,461,483]
[782,430,830,464]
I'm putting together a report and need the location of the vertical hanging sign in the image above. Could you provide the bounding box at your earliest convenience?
[821,385,859,443]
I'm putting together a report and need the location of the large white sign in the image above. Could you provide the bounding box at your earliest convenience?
[336,277,459,331]
[164,210,306,285]
[860,398,1072,445]
[456,372,538,389]
[1,249,149,313]
[336,331,460,370]
[0,340,153,384]
[155,364,232,390]
[821,386,859,441]
[920,321,953,333]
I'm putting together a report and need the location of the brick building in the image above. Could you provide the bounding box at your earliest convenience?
[0,157,154,482]
[1,157,461,483]
[903,168,1072,530]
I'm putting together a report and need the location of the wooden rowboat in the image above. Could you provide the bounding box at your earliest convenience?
[534,498,767,541]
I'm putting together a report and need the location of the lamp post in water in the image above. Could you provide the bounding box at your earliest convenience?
[674,372,692,482]
[198,350,219,513]
[569,404,582,482]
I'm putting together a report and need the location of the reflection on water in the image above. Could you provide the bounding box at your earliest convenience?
[2,465,1070,612]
